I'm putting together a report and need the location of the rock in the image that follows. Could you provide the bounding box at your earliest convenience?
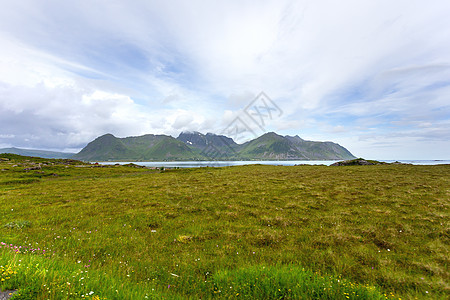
[330,158,386,166]
[24,166,42,171]
[123,163,146,168]
[391,161,410,165]
[0,290,17,300]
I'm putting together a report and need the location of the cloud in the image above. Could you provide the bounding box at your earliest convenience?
[172,113,194,129]
[0,81,162,150]
[227,91,256,109]
[0,0,449,158]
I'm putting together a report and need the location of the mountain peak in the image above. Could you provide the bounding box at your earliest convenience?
[98,133,116,139]
[285,135,304,143]
[260,132,284,140]
[264,131,281,136]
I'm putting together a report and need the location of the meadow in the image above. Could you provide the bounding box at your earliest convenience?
[0,154,448,299]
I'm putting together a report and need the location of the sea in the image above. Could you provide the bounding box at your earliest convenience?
[98,160,450,168]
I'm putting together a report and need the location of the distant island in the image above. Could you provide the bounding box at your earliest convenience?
[70,131,356,161]
[0,147,74,159]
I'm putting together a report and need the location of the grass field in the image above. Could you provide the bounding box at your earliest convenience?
[0,154,448,299]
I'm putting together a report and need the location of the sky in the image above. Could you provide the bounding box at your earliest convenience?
[0,0,449,160]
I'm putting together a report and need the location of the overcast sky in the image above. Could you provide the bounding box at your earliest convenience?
[1,0,449,159]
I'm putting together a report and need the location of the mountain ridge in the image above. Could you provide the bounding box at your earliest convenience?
[72,132,356,161]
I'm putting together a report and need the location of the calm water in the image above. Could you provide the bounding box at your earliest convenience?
[99,160,450,168]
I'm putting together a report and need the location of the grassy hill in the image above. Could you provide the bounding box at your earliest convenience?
[0,154,448,299]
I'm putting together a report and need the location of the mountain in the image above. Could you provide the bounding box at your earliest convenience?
[239,132,305,159]
[238,132,355,160]
[71,134,136,161]
[284,134,356,160]
[73,132,356,161]
[177,131,239,158]
[0,147,75,159]
[72,133,203,161]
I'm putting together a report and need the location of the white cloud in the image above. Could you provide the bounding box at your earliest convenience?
[0,0,449,158]
[172,113,194,130]
[0,81,162,149]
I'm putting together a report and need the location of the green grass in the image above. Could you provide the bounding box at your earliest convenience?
[0,251,171,299]
[0,154,449,299]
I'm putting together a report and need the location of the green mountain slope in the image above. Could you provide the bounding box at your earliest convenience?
[72,134,138,161]
[286,135,356,160]
[72,133,204,161]
[138,136,201,160]
[238,132,306,159]
[236,132,355,160]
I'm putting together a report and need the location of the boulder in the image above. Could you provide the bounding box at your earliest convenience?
[330,158,386,166]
